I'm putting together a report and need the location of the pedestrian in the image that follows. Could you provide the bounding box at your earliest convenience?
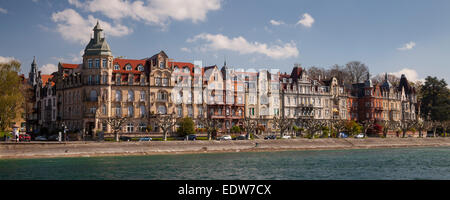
[14,128,19,142]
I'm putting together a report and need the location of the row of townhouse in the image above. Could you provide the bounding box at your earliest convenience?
[26,22,419,137]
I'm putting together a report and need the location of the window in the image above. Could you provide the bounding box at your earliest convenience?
[102,74,108,84]
[162,78,168,86]
[138,65,144,71]
[155,77,161,86]
[177,106,183,117]
[101,104,106,115]
[139,123,147,132]
[116,74,121,85]
[158,105,167,114]
[140,91,145,101]
[114,64,120,70]
[128,105,134,117]
[128,74,133,84]
[88,59,92,68]
[128,90,134,102]
[140,105,146,117]
[115,90,122,101]
[126,123,134,133]
[95,75,99,84]
[126,64,132,71]
[88,75,92,85]
[102,59,107,68]
[95,59,100,68]
[90,90,97,102]
[188,106,193,117]
[160,61,165,69]
[89,107,96,114]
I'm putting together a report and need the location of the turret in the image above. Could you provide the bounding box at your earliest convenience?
[29,56,38,86]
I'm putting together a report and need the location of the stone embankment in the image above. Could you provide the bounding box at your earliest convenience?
[1,138,449,159]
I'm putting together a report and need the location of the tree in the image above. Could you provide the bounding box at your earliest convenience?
[102,116,130,142]
[420,76,450,121]
[272,116,293,138]
[399,120,417,138]
[231,125,241,134]
[381,120,399,138]
[415,120,432,138]
[360,120,375,137]
[177,117,196,137]
[345,120,362,137]
[197,116,220,140]
[150,113,178,141]
[345,61,369,83]
[0,60,24,131]
[329,119,347,138]
[241,118,258,139]
[301,118,327,139]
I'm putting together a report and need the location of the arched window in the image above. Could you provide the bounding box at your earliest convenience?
[126,64,132,71]
[90,90,97,102]
[114,64,120,70]
[137,65,144,71]
[174,66,179,72]
[183,67,190,73]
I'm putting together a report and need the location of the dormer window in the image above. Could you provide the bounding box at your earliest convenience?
[137,65,144,71]
[114,64,120,70]
[174,66,179,72]
[126,64,132,71]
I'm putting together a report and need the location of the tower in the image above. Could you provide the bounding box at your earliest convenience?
[29,56,38,86]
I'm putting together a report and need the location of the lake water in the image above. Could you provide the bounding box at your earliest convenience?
[0,147,449,180]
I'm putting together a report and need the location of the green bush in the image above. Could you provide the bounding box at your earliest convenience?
[177,117,196,137]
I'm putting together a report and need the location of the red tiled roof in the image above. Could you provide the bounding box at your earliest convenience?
[112,58,146,74]
[41,75,54,86]
[170,61,196,76]
[61,63,80,69]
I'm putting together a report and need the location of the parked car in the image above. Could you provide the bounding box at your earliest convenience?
[34,136,47,141]
[139,137,152,141]
[19,134,31,142]
[339,132,348,138]
[187,134,197,141]
[234,135,247,140]
[47,135,60,141]
[217,135,232,140]
[264,135,277,140]
[119,136,132,141]
[281,135,291,139]
[355,133,365,139]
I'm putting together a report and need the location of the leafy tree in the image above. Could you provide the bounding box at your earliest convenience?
[0,60,23,131]
[177,117,196,137]
[420,76,450,121]
[231,125,241,134]
[345,120,362,136]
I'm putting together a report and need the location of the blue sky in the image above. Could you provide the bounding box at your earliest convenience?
[0,0,449,83]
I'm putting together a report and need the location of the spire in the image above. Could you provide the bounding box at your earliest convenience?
[29,56,38,86]
[224,56,227,67]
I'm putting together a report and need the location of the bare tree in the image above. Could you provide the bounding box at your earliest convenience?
[301,118,327,139]
[345,61,369,83]
[241,117,258,139]
[399,120,417,138]
[150,113,178,141]
[361,120,375,137]
[381,120,399,138]
[372,73,400,86]
[307,66,327,80]
[415,120,432,138]
[329,119,347,138]
[103,116,130,142]
[197,115,221,140]
[272,116,293,138]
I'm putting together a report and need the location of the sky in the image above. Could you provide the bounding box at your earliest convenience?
[0,0,449,84]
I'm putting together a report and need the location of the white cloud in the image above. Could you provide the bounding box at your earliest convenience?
[188,33,299,59]
[0,56,16,63]
[0,7,7,14]
[40,64,58,74]
[389,68,423,82]
[52,9,133,44]
[270,19,284,26]
[296,13,314,28]
[68,0,221,27]
[180,47,191,53]
[398,41,416,51]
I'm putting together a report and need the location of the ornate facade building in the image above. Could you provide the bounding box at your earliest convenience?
[27,22,420,138]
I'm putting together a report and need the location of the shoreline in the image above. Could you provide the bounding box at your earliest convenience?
[1,138,449,160]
